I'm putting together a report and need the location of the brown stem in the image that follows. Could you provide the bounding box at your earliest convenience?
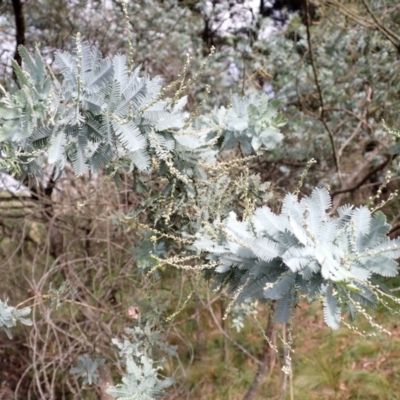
[331,155,392,198]
[204,293,261,365]
[243,308,275,400]
[305,0,340,178]
[24,177,65,261]
[195,294,204,361]
[220,299,229,363]
[388,223,400,236]
[97,364,115,400]
[361,0,400,53]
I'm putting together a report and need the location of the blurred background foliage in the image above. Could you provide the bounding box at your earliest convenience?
[2,0,400,399]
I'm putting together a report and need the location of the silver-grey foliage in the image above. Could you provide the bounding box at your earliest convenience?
[70,354,105,386]
[0,298,32,339]
[203,93,286,155]
[106,322,176,400]
[0,38,186,178]
[0,38,288,398]
[0,38,283,184]
[194,187,400,329]
[1,34,399,398]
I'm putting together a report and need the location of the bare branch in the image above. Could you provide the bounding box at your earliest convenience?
[305,0,341,179]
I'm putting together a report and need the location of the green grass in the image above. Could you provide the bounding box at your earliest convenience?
[163,295,400,399]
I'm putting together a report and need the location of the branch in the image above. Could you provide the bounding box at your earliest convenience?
[97,364,115,400]
[324,0,373,27]
[243,306,275,400]
[361,0,400,53]
[323,106,373,133]
[337,85,372,159]
[204,293,262,366]
[327,0,400,53]
[389,223,400,236]
[305,0,341,178]
[331,154,392,197]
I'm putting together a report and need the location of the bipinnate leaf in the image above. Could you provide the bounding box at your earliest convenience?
[70,354,105,386]
[194,187,400,330]
[323,284,341,330]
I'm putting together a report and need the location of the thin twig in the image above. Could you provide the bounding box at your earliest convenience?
[305,0,341,179]
[361,0,400,52]
[337,86,372,159]
[243,306,275,400]
[331,154,392,198]
[204,292,262,365]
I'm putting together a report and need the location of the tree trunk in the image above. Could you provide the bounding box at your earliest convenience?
[11,0,25,69]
